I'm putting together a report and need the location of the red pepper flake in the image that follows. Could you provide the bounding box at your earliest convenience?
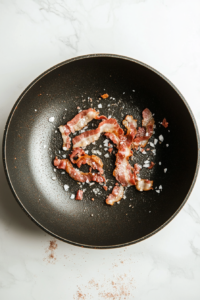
[77,106,80,109]
[162,118,169,128]
[108,148,113,153]
[75,190,83,200]
[115,182,119,186]
[101,93,109,99]
[146,148,150,151]
[103,186,108,191]
[91,198,94,201]
[148,162,155,169]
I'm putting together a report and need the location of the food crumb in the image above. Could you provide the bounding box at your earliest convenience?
[91,198,94,201]
[162,118,169,128]
[101,93,109,99]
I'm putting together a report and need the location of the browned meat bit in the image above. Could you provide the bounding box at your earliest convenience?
[91,198,94,201]
[162,118,169,128]
[103,186,108,191]
[108,148,113,153]
[101,93,109,99]
[75,190,83,200]
[148,162,155,169]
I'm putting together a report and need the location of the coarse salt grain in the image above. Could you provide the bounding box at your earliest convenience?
[108,115,112,119]
[104,153,109,158]
[63,147,67,151]
[159,162,162,165]
[142,150,147,154]
[35,109,37,112]
[166,144,169,147]
[49,117,54,123]
[151,149,156,155]
[159,185,162,190]
[98,104,102,108]
[70,194,75,199]
[159,135,164,142]
[154,138,158,145]
[54,168,56,172]
[64,184,69,191]
[164,168,167,173]
[117,201,120,204]
[149,142,155,147]
[61,172,65,174]
[156,190,160,193]
[143,164,150,168]
[52,177,56,181]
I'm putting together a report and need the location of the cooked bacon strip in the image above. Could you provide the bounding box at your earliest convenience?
[59,108,107,150]
[162,118,169,128]
[54,157,106,183]
[133,108,154,148]
[112,116,138,186]
[75,190,83,200]
[135,179,153,191]
[72,118,124,149]
[106,185,124,206]
[70,147,104,174]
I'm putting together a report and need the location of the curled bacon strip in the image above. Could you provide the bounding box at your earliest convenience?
[135,179,153,191]
[72,118,124,149]
[133,108,154,148]
[106,185,124,206]
[59,108,107,150]
[70,148,104,174]
[54,157,106,183]
[112,115,138,187]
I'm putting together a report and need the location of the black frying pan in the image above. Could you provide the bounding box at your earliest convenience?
[3,54,200,248]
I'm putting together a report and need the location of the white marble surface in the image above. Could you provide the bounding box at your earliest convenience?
[1,0,200,299]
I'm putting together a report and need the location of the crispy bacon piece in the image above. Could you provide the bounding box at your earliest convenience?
[106,185,124,206]
[54,157,105,183]
[112,116,138,186]
[135,179,153,191]
[59,108,107,150]
[162,118,169,128]
[72,118,124,149]
[76,190,83,200]
[133,108,154,148]
[70,147,104,174]
[148,162,155,169]
[101,93,109,99]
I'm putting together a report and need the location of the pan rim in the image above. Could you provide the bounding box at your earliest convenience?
[2,53,200,249]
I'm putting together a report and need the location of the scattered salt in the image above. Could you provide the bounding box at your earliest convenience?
[154,138,158,145]
[104,153,109,158]
[55,130,57,133]
[164,168,167,173]
[142,150,147,154]
[62,154,67,158]
[98,104,102,108]
[117,201,120,204]
[166,144,169,147]
[49,117,54,123]
[159,185,162,190]
[149,142,155,148]
[91,214,94,217]
[70,194,75,199]
[156,190,160,193]
[108,115,112,119]
[85,150,89,154]
[52,177,56,181]
[159,135,164,142]
[151,149,156,155]
[61,172,65,174]
[64,184,69,191]
[159,162,162,165]
[35,109,37,112]
[54,168,56,172]
[63,147,67,151]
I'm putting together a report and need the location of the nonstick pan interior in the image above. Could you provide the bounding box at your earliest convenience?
[3,54,199,248]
